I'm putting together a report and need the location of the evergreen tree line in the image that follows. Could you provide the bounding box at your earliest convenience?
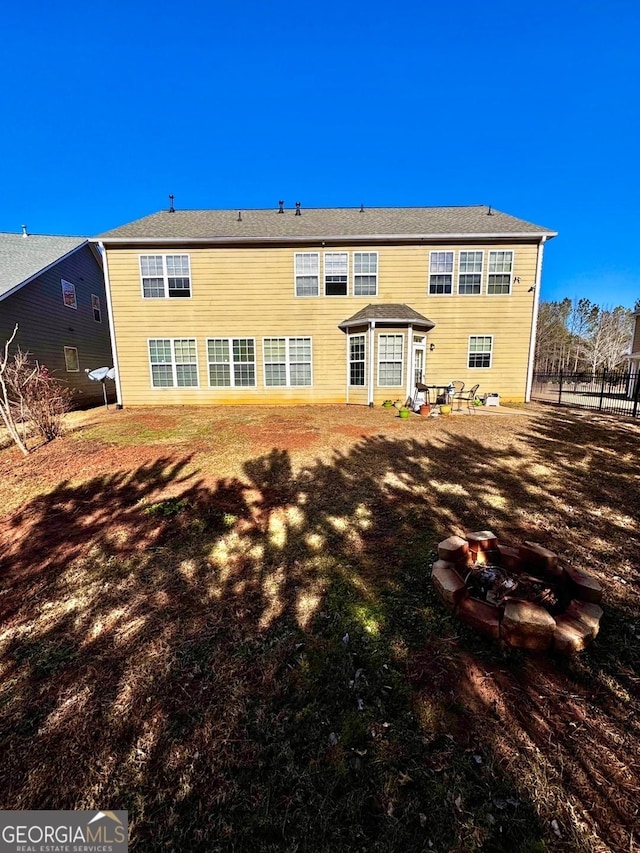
[534,297,639,374]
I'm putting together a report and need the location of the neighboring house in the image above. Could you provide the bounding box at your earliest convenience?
[95,205,556,407]
[627,310,640,398]
[0,230,114,407]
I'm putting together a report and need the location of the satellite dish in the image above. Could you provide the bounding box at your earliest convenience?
[85,366,116,408]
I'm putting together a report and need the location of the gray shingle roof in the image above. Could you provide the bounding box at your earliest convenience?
[96,206,556,243]
[0,232,88,299]
[339,304,435,330]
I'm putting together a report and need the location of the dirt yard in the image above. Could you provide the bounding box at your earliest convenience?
[0,403,638,852]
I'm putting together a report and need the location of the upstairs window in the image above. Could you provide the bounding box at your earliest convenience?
[295,253,319,297]
[468,335,493,368]
[91,294,102,323]
[324,253,348,296]
[487,251,513,295]
[354,252,378,296]
[458,251,483,295]
[61,279,77,309]
[429,251,453,294]
[140,255,191,299]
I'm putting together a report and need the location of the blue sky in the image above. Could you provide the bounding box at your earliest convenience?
[1,0,638,308]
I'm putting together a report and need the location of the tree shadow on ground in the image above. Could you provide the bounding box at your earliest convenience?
[0,412,638,852]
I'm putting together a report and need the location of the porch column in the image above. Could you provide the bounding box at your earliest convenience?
[368,321,375,405]
[405,324,414,402]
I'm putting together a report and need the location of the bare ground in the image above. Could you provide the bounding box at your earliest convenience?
[0,403,638,852]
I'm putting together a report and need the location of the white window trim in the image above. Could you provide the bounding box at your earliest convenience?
[353,251,379,297]
[294,252,320,298]
[377,333,404,387]
[91,294,102,323]
[487,250,514,296]
[348,333,367,387]
[468,335,493,369]
[61,279,77,310]
[206,337,257,388]
[147,337,200,389]
[457,251,484,296]
[323,252,349,297]
[64,346,79,372]
[140,255,192,300]
[262,336,313,387]
[428,251,454,296]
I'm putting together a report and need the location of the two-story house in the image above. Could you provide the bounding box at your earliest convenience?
[0,230,114,407]
[96,205,556,407]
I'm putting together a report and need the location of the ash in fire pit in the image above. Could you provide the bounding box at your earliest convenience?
[466,564,565,614]
[431,530,603,654]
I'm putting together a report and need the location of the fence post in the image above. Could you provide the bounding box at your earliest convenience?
[558,368,563,404]
[598,368,607,412]
[633,368,639,419]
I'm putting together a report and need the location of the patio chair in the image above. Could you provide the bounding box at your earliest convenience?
[450,380,465,402]
[454,383,480,413]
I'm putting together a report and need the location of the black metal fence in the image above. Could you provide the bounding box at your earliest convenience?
[531,368,640,418]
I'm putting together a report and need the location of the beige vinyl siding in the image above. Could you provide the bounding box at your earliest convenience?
[105,241,540,405]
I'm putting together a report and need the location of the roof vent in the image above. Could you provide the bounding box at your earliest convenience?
[360,203,364,213]
[487,205,493,216]
[295,201,301,216]
[169,194,175,213]
[21,224,28,237]
[278,200,284,213]
[237,210,243,222]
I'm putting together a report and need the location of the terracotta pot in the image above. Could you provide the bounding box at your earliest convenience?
[420,404,431,416]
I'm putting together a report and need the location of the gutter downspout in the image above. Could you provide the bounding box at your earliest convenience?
[368,321,376,405]
[525,236,546,402]
[98,241,123,408]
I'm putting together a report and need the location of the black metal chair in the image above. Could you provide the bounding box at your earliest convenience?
[454,383,480,413]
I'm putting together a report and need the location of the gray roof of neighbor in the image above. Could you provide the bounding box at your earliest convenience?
[0,232,88,299]
[97,205,556,243]
[339,304,435,330]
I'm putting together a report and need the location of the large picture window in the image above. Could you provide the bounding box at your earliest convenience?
[349,334,366,386]
[487,251,513,295]
[458,251,483,295]
[295,253,319,297]
[324,253,348,296]
[140,255,191,299]
[468,335,493,368]
[378,334,404,386]
[354,252,378,296]
[429,252,454,295]
[207,338,256,387]
[148,338,198,387]
[264,337,312,386]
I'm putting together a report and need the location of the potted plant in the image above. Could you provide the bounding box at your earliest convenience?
[382,400,394,408]
[419,403,431,416]
[439,403,452,416]
[398,407,411,419]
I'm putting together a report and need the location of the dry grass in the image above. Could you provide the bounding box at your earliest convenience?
[0,403,638,852]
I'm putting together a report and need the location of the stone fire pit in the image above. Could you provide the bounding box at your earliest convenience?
[432,531,603,654]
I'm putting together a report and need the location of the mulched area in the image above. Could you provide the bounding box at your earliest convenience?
[0,403,638,852]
